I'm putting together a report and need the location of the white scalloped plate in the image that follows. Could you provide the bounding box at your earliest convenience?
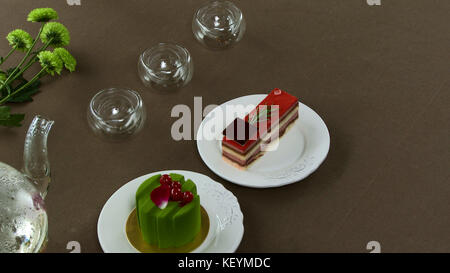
[97,170,244,253]
[196,95,330,188]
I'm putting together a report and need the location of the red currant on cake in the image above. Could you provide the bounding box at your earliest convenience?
[172,181,182,190]
[179,191,194,207]
[183,191,194,202]
[170,187,183,201]
[160,174,172,186]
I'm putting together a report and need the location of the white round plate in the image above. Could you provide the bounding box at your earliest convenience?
[97,170,244,253]
[196,95,330,188]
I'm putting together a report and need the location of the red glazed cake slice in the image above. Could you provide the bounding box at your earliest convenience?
[222,88,299,167]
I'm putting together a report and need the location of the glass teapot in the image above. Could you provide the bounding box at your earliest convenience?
[0,116,54,253]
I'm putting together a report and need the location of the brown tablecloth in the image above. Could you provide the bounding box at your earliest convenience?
[1,0,449,253]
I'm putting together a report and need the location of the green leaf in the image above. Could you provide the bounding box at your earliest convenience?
[1,67,41,102]
[8,78,41,103]
[0,106,10,119]
[0,106,24,127]
[0,114,25,127]
[6,67,19,79]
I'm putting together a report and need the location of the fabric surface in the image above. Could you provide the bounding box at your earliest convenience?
[0,0,449,252]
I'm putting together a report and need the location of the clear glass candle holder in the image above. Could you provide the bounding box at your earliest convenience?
[138,43,194,91]
[192,0,246,50]
[87,88,146,141]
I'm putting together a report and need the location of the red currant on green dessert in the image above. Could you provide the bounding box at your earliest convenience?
[155,174,195,206]
[172,181,182,190]
[180,191,194,207]
[184,191,193,202]
[160,174,172,186]
[170,187,183,201]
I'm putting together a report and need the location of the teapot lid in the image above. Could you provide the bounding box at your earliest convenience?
[0,162,48,253]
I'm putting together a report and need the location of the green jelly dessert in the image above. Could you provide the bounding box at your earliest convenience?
[135,173,201,248]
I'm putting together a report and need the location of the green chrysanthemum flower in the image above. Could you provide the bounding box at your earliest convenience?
[27,8,58,23]
[6,29,33,51]
[38,50,63,76]
[53,48,77,72]
[40,22,70,48]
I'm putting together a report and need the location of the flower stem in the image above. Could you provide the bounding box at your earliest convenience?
[19,39,52,74]
[0,37,53,93]
[0,67,47,105]
[0,46,17,66]
[0,24,44,90]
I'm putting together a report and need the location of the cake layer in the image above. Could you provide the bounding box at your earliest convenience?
[223,148,262,166]
[222,110,299,166]
[222,102,298,154]
[136,174,201,248]
[260,105,299,143]
[222,137,260,155]
[222,118,258,146]
[222,104,299,160]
